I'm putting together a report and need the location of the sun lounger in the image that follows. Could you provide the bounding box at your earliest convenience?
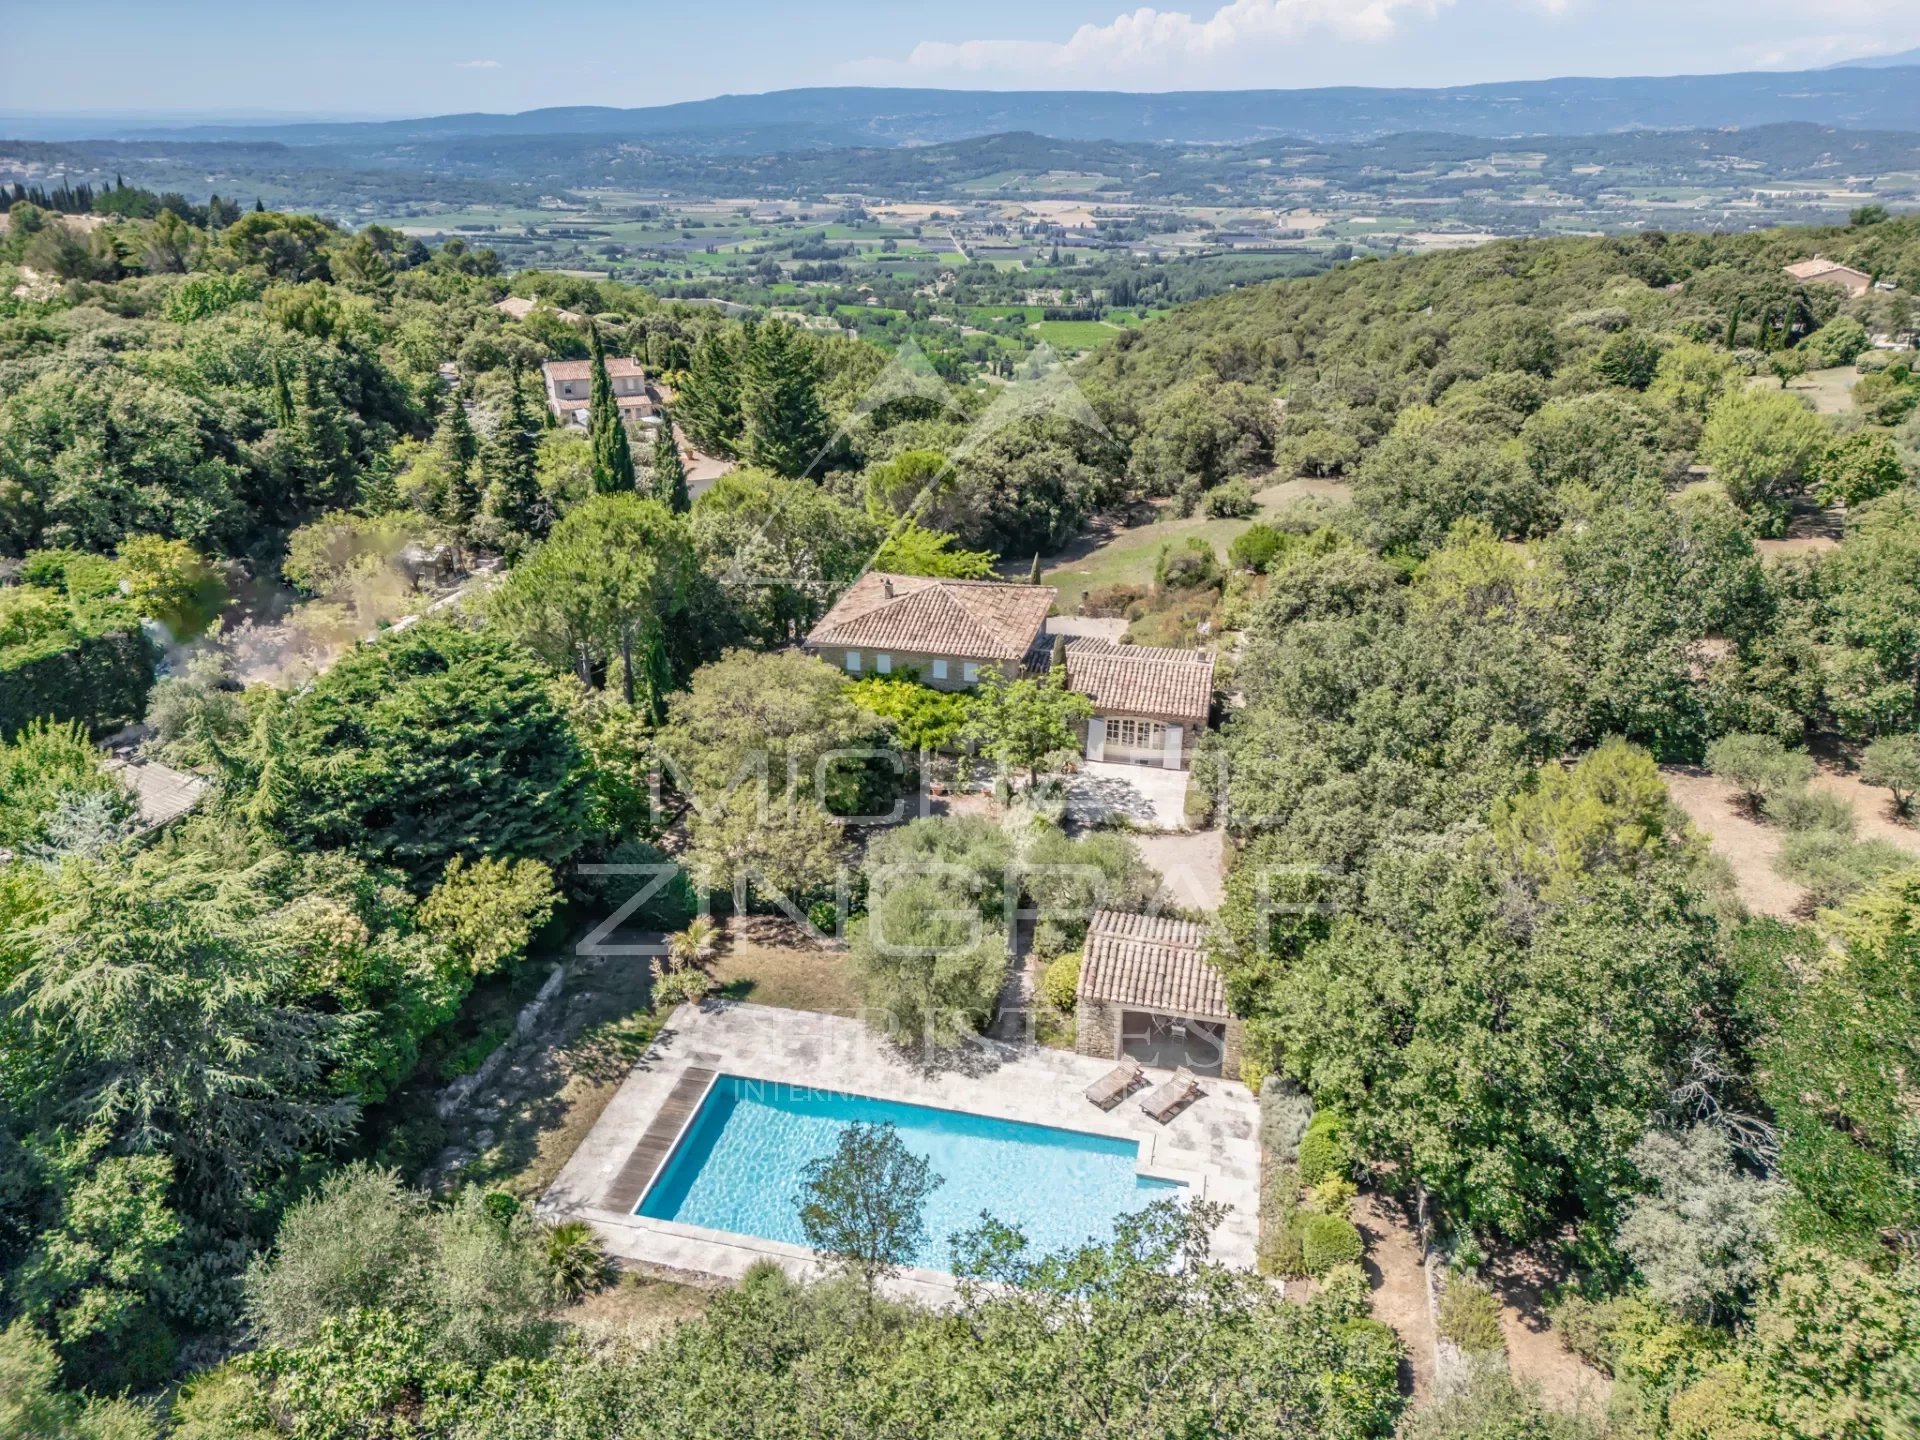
[1139,1067,1200,1124]
[1084,1061,1143,1110]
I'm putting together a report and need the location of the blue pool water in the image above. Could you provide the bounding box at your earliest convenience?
[637,1074,1183,1269]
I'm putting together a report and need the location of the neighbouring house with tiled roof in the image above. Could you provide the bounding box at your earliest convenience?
[801,573,1216,770]
[540,356,656,433]
[1075,909,1241,1076]
[1783,257,1873,298]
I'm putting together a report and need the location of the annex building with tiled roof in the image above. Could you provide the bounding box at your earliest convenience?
[1075,909,1242,1077]
[803,573,1218,770]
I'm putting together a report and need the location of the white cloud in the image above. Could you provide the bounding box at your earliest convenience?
[897,0,1452,75]
[455,59,502,69]
[848,0,1920,88]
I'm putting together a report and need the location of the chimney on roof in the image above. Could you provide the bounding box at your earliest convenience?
[881,577,894,599]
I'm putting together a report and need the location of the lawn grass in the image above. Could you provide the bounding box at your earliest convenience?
[1030,319,1121,351]
[710,919,862,1016]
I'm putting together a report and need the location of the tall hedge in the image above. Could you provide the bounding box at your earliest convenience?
[0,626,158,740]
[2,551,158,740]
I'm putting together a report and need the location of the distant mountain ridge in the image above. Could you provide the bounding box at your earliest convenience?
[13,65,1920,148]
[1828,46,1920,70]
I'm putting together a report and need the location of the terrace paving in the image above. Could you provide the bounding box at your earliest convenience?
[540,999,1261,1303]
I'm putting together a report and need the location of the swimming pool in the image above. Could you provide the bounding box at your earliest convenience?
[636,1074,1184,1270]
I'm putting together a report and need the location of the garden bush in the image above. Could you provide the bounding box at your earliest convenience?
[1229,521,1287,573]
[1315,1263,1373,1324]
[543,1221,612,1302]
[1297,1109,1354,1185]
[1040,951,1082,1012]
[1202,478,1257,518]
[1769,786,1856,836]
[1301,1214,1365,1276]
[1154,537,1223,592]
[1258,1083,1315,1164]
[1778,831,1912,909]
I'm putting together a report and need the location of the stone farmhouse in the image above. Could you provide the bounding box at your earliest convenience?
[802,572,1216,770]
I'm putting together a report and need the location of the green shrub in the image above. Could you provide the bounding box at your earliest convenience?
[1257,1219,1306,1278]
[1314,1262,1373,1324]
[1202,478,1257,518]
[1302,1214,1365,1276]
[1310,1174,1357,1213]
[1154,537,1222,593]
[1769,786,1856,836]
[1297,1110,1354,1185]
[1039,951,1082,1012]
[1802,316,1871,368]
[1229,522,1287,573]
[0,559,158,740]
[1705,733,1814,816]
[1438,1277,1506,1355]
[1778,831,1912,909]
[577,839,698,931]
[1853,366,1920,426]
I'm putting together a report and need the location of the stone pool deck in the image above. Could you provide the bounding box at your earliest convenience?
[539,999,1261,1303]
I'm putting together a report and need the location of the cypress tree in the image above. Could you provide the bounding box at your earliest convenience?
[1028,553,1043,585]
[740,320,829,479]
[677,328,743,458]
[652,405,690,513]
[587,323,636,493]
[484,368,546,537]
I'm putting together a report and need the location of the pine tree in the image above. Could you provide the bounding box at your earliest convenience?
[430,386,481,529]
[652,406,690,513]
[587,323,636,493]
[741,321,829,479]
[483,368,546,537]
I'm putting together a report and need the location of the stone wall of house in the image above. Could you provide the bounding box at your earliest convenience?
[1075,993,1125,1061]
[806,647,1020,692]
[1073,993,1246,1078]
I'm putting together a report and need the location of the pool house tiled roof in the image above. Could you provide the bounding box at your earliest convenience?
[1078,909,1228,1020]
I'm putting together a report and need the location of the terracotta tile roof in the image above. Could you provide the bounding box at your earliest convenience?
[1079,909,1228,1019]
[805,573,1051,662]
[542,356,645,383]
[1026,638,1215,725]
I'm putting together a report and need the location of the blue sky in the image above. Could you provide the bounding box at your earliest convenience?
[5,0,1920,117]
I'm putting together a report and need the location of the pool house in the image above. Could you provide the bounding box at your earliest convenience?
[1074,910,1243,1079]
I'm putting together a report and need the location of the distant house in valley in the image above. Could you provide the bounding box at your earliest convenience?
[540,356,655,433]
[1783,257,1874,298]
[801,573,1216,770]
[1074,910,1242,1077]
[494,295,584,324]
